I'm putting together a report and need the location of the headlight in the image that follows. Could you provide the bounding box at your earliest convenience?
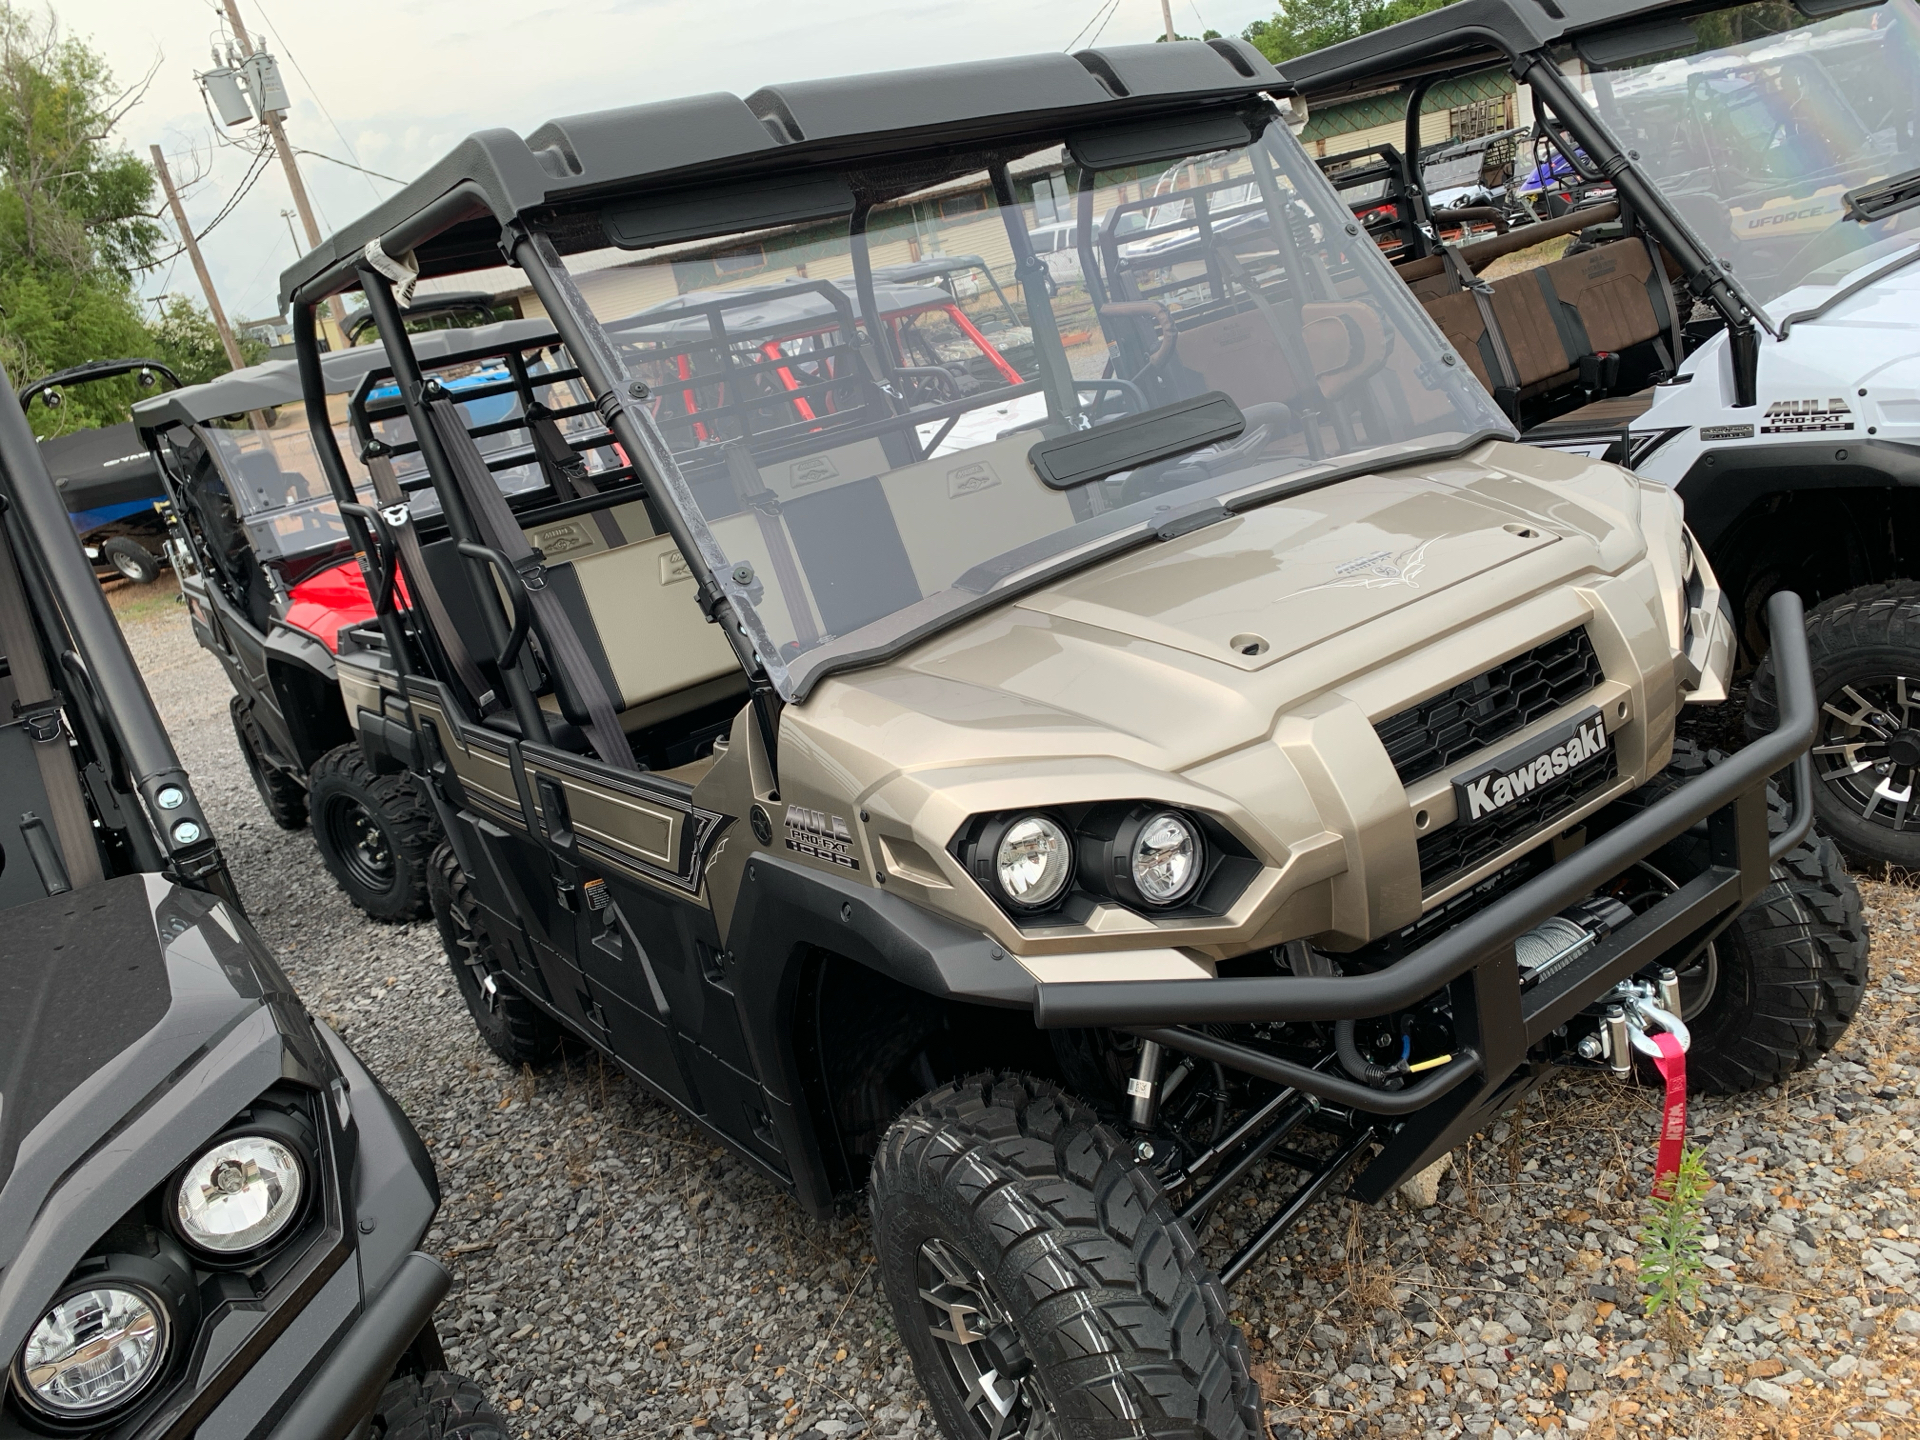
[992,814,1073,909]
[1130,811,1203,905]
[10,1285,170,1421]
[174,1134,305,1256]
[1077,803,1209,909]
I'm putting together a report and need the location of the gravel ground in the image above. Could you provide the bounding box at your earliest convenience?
[111,578,1920,1440]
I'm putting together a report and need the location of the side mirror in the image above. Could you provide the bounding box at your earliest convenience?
[138,368,157,389]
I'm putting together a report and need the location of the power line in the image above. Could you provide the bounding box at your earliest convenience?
[137,139,275,270]
[293,148,405,186]
[1065,0,1123,50]
[246,0,384,204]
[1087,0,1127,48]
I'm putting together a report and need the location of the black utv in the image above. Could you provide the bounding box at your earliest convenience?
[130,321,570,921]
[0,364,501,1439]
[275,37,1862,1440]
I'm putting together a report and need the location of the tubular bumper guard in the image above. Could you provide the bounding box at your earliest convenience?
[1033,591,1817,1123]
[266,1251,450,1440]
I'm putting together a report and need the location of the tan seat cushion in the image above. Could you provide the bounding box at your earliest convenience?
[565,533,740,710]
[1540,239,1663,356]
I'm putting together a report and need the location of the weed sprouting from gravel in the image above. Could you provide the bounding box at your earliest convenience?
[1639,1147,1711,1328]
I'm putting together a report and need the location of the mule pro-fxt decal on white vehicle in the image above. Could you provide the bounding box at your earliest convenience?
[1455,708,1610,822]
[1761,398,1856,435]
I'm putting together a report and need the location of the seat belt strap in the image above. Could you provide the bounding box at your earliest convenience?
[425,398,637,770]
[0,531,103,889]
[1443,246,1521,397]
[724,442,819,650]
[364,451,495,710]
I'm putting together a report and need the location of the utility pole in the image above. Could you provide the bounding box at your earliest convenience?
[215,0,346,348]
[1161,0,1177,41]
[150,145,246,371]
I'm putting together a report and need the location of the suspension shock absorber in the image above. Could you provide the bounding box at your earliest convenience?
[1128,1039,1165,1133]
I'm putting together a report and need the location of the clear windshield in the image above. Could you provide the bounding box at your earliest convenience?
[1586,0,1920,311]
[556,125,1509,697]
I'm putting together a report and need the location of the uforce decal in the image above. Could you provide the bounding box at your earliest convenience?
[785,805,860,870]
[1761,398,1854,435]
[1454,709,1609,823]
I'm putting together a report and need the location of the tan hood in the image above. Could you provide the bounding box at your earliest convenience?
[792,446,1648,778]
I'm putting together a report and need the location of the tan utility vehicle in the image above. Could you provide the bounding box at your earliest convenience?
[276,39,1864,1440]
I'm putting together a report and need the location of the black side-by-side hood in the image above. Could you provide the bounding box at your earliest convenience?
[0,873,338,1363]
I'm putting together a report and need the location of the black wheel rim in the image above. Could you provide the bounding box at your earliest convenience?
[915,1239,1053,1440]
[1814,677,1920,832]
[321,795,395,891]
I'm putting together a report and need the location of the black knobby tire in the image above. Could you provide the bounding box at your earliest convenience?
[308,743,435,921]
[870,1073,1261,1440]
[229,695,308,830]
[428,841,563,1067]
[1747,581,1920,872]
[102,537,161,585]
[1622,741,1868,1094]
[371,1371,508,1440]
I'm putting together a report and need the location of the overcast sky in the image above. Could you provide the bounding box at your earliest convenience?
[76,0,1280,327]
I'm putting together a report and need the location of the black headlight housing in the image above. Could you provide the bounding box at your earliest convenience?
[7,1236,199,1434]
[950,803,1258,923]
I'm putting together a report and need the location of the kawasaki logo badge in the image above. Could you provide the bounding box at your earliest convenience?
[1761,398,1854,435]
[1454,708,1610,823]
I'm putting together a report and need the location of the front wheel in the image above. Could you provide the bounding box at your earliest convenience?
[1622,741,1868,1094]
[870,1074,1261,1440]
[427,842,563,1067]
[309,744,435,921]
[1747,580,1920,871]
[370,1372,507,1440]
[230,696,308,830]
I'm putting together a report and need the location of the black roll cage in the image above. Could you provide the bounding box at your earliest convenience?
[18,357,182,412]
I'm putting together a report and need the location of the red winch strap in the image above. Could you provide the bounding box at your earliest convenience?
[1649,1031,1688,1200]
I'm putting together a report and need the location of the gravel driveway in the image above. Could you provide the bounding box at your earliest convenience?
[112,579,1919,1440]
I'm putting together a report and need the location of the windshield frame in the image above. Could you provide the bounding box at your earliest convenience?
[514,125,1513,702]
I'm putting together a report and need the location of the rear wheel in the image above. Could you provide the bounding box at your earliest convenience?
[102,537,161,584]
[1748,580,1920,872]
[229,696,308,830]
[370,1372,507,1440]
[869,1074,1261,1440]
[309,744,434,921]
[427,842,563,1067]
[1621,741,1868,1094]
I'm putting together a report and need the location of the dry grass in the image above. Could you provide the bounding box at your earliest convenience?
[1476,235,1575,283]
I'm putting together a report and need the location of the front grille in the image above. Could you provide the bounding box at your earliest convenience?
[1375,628,1606,786]
[1417,746,1618,891]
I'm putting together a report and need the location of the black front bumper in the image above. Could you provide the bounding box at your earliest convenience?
[1033,591,1817,1198]
[264,1251,451,1440]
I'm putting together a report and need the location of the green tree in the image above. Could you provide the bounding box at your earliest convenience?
[1244,0,1458,66]
[0,4,235,435]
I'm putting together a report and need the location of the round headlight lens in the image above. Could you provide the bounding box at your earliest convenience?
[175,1135,305,1254]
[1130,811,1202,905]
[994,815,1073,909]
[13,1286,168,1418]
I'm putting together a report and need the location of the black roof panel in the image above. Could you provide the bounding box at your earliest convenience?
[1280,0,1700,101]
[278,39,1282,310]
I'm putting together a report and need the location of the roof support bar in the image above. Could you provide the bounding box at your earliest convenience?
[355,270,550,744]
[292,301,418,683]
[505,223,786,770]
